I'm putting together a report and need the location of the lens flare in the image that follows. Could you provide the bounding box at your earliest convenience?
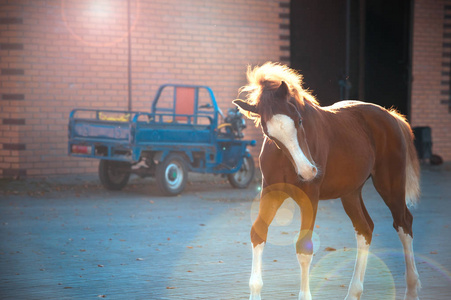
[376,250,451,289]
[415,254,451,284]
[250,183,319,248]
[292,230,321,254]
[274,197,296,226]
[250,193,299,246]
[309,249,396,299]
[61,0,141,47]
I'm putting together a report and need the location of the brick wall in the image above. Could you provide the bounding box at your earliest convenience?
[0,0,289,178]
[411,0,451,161]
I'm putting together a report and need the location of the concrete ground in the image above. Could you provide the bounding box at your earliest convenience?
[0,165,450,300]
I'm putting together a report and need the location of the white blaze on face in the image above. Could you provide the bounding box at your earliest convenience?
[266,114,317,180]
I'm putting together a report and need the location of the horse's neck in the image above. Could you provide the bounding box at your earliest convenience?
[299,101,326,156]
[299,100,323,126]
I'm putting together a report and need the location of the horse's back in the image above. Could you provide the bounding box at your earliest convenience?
[329,101,407,157]
[327,101,405,143]
[317,101,407,199]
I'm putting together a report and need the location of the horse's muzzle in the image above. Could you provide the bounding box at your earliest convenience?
[298,166,318,181]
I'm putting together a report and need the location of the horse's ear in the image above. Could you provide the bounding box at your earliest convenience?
[275,81,289,100]
[233,99,258,114]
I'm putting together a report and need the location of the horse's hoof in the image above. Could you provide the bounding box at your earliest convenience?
[344,293,361,300]
[404,294,419,300]
[404,281,420,300]
[249,295,262,300]
[344,280,363,300]
[298,291,312,300]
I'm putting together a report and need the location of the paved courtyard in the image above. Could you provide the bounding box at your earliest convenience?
[0,165,450,300]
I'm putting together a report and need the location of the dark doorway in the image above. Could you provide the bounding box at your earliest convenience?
[290,0,347,106]
[290,0,412,117]
[364,0,412,116]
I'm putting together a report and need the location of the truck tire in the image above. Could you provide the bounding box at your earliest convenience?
[99,160,131,191]
[228,155,255,189]
[156,153,188,196]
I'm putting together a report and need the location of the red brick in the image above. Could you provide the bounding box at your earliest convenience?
[10,0,448,176]
[411,0,451,160]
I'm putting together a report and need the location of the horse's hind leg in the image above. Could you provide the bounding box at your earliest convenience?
[397,226,421,300]
[372,169,420,300]
[341,187,374,300]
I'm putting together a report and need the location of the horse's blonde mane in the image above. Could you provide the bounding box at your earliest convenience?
[238,62,319,123]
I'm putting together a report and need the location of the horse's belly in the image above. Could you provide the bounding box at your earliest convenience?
[319,177,367,200]
[318,152,373,200]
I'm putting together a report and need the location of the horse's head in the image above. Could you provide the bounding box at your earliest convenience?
[234,81,318,181]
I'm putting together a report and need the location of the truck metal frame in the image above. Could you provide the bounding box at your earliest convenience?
[68,84,256,195]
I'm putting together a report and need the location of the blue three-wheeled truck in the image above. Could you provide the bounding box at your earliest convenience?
[68,84,256,196]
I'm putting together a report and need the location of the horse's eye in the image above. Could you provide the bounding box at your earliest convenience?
[298,119,303,125]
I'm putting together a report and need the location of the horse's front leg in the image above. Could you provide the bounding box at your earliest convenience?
[249,242,264,300]
[249,191,284,300]
[295,195,319,300]
[297,251,313,300]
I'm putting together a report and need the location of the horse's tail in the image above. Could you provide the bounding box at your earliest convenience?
[389,110,421,208]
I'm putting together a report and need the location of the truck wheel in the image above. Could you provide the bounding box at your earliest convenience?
[228,155,255,189]
[156,153,188,196]
[99,160,131,191]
